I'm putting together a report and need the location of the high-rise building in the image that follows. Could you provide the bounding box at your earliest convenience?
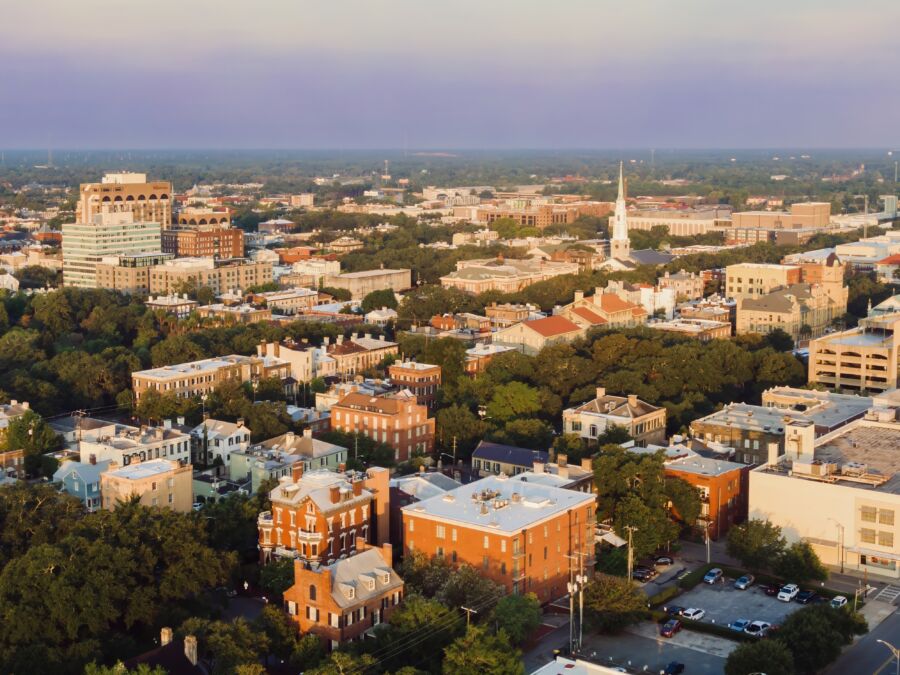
[62,209,162,288]
[76,172,172,227]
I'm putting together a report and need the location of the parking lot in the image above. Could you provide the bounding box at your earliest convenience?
[674,579,810,627]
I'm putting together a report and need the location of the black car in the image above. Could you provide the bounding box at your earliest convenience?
[760,583,780,596]
[796,590,818,604]
[664,662,685,675]
[632,569,653,582]
[663,605,686,616]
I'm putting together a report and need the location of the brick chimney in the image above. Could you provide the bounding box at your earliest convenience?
[184,635,198,666]
[581,457,593,472]
[160,627,173,646]
[596,387,606,399]
[533,459,545,474]
[339,462,346,473]
[574,290,584,303]
[627,394,638,407]
[352,479,362,497]
[303,428,313,439]
[291,462,304,483]
[557,453,568,468]
[330,485,341,504]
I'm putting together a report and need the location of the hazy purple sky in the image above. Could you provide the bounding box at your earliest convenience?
[3,0,898,149]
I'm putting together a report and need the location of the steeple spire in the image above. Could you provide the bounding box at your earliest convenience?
[610,161,631,260]
[617,160,625,201]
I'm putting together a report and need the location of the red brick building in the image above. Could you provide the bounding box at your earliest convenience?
[401,474,595,602]
[388,361,442,408]
[283,541,403,649]
[330,391,435,462]
[257,465,390,564]
[663,454,749,540]
[161,226,244,259]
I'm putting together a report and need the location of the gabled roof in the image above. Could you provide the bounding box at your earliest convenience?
[53,459,112,486]
[190,419,249,441]
[325,547,403,609]
[630,249,675,265]
[570,394,661,419]
[521,315,582,337]
[595,293,642,315]
[569,306,607,326]
[472,441,548,467]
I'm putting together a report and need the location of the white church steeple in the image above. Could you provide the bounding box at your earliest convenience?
[610,161,631,260]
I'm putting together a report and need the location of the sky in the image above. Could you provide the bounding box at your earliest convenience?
[2,0,899,150]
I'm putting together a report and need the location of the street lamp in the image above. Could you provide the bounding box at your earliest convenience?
[877,640,900,675]
[827,517,845,574]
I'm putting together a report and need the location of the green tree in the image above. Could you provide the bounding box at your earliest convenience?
[399,549,454,598]
[360,288,398,313]
[485,381,541,422]
[84,663,167,675]
[259,557,296,600]
[776,604,867,674]
[252,605,300,665]
[438,565,504,616]
[306,651,376,675]
[490,593,542,645]
[726,519,786,571]
[290,633,325,671]
[442,625,524,675]
[583,573,647,633]
[725,640,795,675]
[436,404,486,459]
[665,476,702,530]
[775,541,829,584]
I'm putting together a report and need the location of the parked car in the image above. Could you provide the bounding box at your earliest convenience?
[192,502,204,511]
[660,619,682,637]
[831,595,848,609]
[778,584,800,602]
[663,605,686,617]
[655,555,675,566]
[703,568,723,584]
[744,620,772,637]
[635,565,657,576]
[728,618,752,632]
[761,583,780,597]
[797,590,818,604]
[664,662,685,675]
[632,569,653,582]
[681,608,705,621]
[734,574,755,590]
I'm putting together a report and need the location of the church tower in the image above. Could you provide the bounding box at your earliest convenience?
[609,161,631,260]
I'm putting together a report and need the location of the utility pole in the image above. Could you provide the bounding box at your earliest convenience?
[461,606,477,626]
[704,520,711,564]
[565,551,589,653]
[451,435,457,465]
[625,526,638,582]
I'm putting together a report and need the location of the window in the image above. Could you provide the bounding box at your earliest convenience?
[879,510,895,526]
[878,531,894,548]
[861,528,877,544]
[500,540,506,553]
[436,525,446,540]
[482,555,489,571]
[309,585,317,601]
[861,506,877,523]
[451,528,457,542]
[483,535,489,549]
[409,520,415,532]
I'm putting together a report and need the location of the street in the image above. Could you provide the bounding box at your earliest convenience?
[826,609,900,675]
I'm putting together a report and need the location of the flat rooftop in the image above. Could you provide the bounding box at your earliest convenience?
[760,420,900,494]
[402,474,594,532]
[695,396,871,434]
[106,459,178,481]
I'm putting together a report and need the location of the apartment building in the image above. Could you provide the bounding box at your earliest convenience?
[388,361,441,408]
[250,287,321,314]
[78,421,192,467]
[282,542,403,649]
[401,474,596,601]
[290,259,342,287]
[161,226,244,259]
[751,415,900,579]
[175,206,232,227]
[330,391,435,462]
[324,334,399,376]
[145,294,198,317]
[189,419,251,466]
[257,466,390,564]
[664,454,749,540]
[736,283,843,342]
[76,172,172,227]
[562,387,666,446]
[63,210,163,288]
[725,263,802,300]
[658,269,705,301]
[440,257,580,294]
[323,268,411,299]
[132,354,291,402]
[690,390,873,464]
[492,315,585,355]
[147,258,273,295]
[808,313,900,393]
[101,459,193,512]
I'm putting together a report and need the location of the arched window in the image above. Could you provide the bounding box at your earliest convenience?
[113,196,123,202]
[309,584,317,601]
[160,193,169,200]
[125,195,134,201]
[137,194,146,201]
[149,194,158,200]
[102,196,111,202]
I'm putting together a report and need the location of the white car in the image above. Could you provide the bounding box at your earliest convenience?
[831,595,848,609]
[681,608,705,621]
[744,620,772,637]
[777,583,799,602]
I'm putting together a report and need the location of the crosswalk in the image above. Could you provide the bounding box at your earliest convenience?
[873,584,900,603]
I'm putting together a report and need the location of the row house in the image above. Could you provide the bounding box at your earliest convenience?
[132,354,292,402]
[78,420,192,467]
[283,542,404,649]
[258,465,390,564]
[330,391,435,462]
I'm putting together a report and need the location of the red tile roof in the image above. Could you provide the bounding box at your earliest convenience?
[877,254,900,265]
[596,293,639,314]
[570,306,608,325]
[524,315,583,337]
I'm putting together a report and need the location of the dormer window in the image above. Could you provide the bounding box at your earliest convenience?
[380,572,390,584]
[345,586,355,600]
[366,578,375,591]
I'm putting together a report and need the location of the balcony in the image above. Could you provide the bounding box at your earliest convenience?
[512,568,526,581]
[297,529,323,542]
[511,549,526,560]
[258,511,273,527]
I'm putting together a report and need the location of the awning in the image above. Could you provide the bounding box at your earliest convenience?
[846,547,900,561]
[596,531,627,547]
